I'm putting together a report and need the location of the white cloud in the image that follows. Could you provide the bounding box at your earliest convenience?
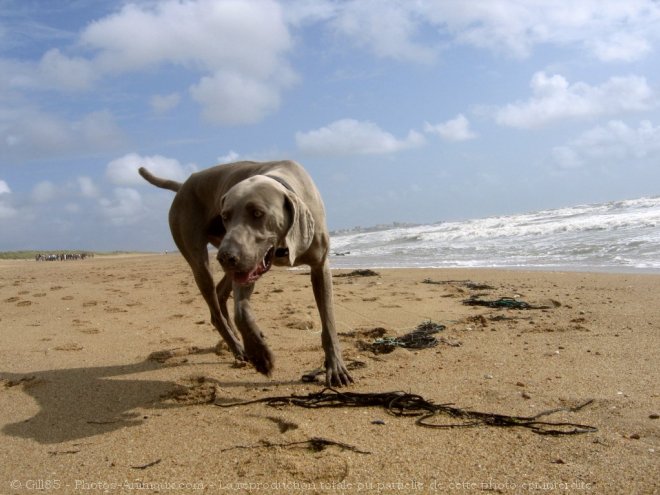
[81,0,290,75]
[106,153,197,186]
[0,51,95,93]
[75,110,125,148]
[65,203,81,213]
[10,0,660,79]
[553,120,660,168]
[99,188,145,226]
[150,93,181,114]
[0,179,15,219]
[296,119,425,156]
[38,48,96,91]
[424,114,477,141]
[0,106,125,159]
[2,107,70,153]
[2,0,296,126]
[0,180,10,195]
[329,0,437,64]
[425,1,660,61]
[588,32,652,63]
[552,147,583,169]
[80,0,294,123]
[284,0,337,26]
[306,0,660,63]
[77,177,100,198]
[31,181,58,203]
[218,150,240,163]
[190,71,285,125]
[494,72,654,129]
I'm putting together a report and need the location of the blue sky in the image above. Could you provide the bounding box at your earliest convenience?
[1,0,660,251]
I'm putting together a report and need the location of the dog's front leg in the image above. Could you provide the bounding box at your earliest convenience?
[233,283,274,376]
[215,274,240,341]
[190,264,246,361]
[311,259,353,387]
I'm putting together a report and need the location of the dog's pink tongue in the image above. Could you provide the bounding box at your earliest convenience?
[233,270,256,285]
[233,264,264,285]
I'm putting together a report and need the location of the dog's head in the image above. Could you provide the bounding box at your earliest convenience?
[214,175,315,284]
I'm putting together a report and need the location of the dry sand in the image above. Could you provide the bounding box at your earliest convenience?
[0,254,658,494]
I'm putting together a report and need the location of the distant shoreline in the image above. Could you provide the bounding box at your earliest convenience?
[0,250,163,260]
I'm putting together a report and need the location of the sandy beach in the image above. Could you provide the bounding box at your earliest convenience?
[1,254,658,494]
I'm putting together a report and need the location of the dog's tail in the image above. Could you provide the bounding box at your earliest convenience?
[138,167,182,192]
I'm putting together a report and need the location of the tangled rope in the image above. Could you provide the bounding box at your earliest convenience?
[463,296,549,310]
[217,388,597,436]
[372,321,445,351]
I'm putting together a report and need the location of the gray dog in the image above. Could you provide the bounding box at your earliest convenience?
[139,160,353,387]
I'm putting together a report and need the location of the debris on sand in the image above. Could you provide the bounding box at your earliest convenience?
[423,279,495,290]
[360,321,446,354]
[463,296,550,310]
[217,388,597,436]
[334,269,380,278]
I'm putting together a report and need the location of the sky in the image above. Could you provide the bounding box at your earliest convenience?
[1,0,660,252]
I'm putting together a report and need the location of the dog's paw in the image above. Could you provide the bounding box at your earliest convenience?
[245,342,274,376]
[221,341,247,362]
[325,358,354,387]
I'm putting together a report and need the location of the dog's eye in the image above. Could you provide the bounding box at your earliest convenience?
[252,209,264,219]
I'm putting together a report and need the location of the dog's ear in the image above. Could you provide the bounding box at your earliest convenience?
[283,190,315,265]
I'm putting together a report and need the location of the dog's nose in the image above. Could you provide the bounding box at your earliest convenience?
[218,249,239,268]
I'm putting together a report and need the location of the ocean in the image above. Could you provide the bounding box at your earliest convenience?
[328,196,660,273]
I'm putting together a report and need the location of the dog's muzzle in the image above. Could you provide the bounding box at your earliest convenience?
[222,246,275,285]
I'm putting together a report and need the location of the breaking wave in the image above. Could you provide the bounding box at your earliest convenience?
[329,196,660,272]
